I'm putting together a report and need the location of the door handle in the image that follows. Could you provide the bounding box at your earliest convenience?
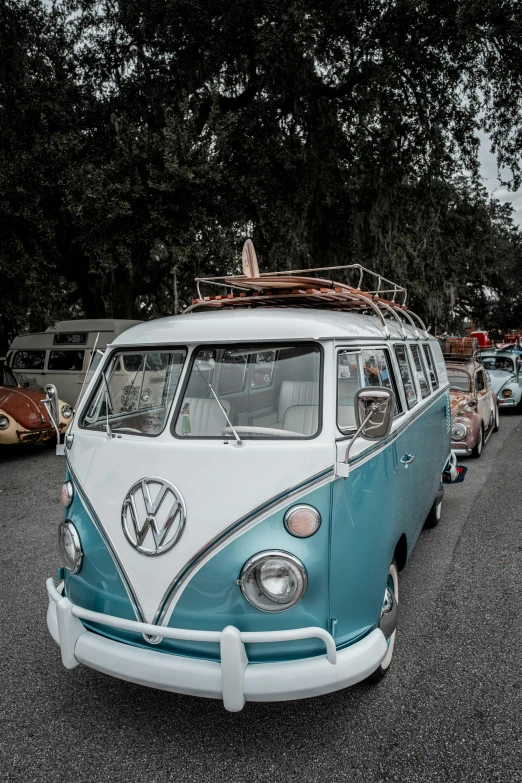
[400,453,415,467]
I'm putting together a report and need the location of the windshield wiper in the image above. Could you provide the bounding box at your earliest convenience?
[194,362,243,447]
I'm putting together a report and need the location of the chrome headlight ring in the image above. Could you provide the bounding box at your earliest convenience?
[61,404,73,419]
[238,550,307,613]
[0,414,9,430]
[451,421,467,441]
[57,520,83,574]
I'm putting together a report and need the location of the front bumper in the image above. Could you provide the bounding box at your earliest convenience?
[498,398,516,406]
[46,578,387,712]
[451,441,472,456]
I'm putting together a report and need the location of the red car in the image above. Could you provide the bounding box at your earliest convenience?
[446,358,499,457]
[0,366,72,445]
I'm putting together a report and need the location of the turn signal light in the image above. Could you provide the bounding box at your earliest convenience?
[284,505,321,538]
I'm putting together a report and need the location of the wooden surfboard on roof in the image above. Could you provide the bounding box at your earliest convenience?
[185,239,428,336]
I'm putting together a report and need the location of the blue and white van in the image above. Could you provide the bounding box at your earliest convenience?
[46,269,450,711]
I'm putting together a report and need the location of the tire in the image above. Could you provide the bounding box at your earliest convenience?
[471,426,483,458]
[493,405,500,432]
[367,560,398,682]
[424,486,443,529]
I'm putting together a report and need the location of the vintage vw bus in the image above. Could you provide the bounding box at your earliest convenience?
[8,319,141,406]
[46,262,450,711]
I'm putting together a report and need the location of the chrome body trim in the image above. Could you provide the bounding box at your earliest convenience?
[65,458,149,629]
[152,466,334,627]
[336,385,450,468]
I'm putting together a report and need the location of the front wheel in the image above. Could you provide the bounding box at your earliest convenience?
[367,560,398,682]
[471,426,483,458]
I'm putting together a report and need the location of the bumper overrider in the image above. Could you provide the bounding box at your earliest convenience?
[46,578,388,712]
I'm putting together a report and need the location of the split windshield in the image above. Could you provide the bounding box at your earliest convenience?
[172,343,322,439]
[447,369,471,392]
[481,356,515,373]
[80,348,187,436]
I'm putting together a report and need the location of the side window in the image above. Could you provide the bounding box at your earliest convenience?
[409,345,431,399]
[12,350,46,370]
[48,350,85,371]
[476,370,485,392]
[53,332,87,345]
[218,350,247,395]
[422,344,439,390]
[252,350,277,389]
[361,349,401,413]
[337,347,401,431]
[394,345,418,409]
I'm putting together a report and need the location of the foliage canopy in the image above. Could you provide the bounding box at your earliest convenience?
[2,0,522,349]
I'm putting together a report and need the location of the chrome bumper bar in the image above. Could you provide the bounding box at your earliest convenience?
[46,578,387,711]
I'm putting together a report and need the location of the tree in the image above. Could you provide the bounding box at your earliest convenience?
[2,0,522,353]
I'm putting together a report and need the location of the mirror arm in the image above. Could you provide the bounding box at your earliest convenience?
[344,403,379,464]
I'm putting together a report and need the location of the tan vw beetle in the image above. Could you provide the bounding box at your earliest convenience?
[0,366,72,446]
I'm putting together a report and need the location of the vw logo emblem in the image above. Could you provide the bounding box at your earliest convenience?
[121,477,186,556]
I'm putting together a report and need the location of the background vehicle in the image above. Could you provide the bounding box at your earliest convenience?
[480,351,522,413]
[7,319,141,406]
[0,366,72,445]
[445,357,498,458]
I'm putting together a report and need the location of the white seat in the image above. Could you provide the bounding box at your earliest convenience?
[282,405,319,436]
[252,380,319,429]
[175,397,231,436]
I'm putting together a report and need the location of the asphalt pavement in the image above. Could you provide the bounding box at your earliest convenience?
[1,415,521,782]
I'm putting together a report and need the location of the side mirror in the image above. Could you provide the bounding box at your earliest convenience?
[339,387,395,476]
[353,387,395,440]
[42,383,65,456]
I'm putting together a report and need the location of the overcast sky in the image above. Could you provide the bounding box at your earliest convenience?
[478,131,522,226]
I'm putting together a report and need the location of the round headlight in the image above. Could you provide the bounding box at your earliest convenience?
[61,404,73,419]
[502,389,513,398]
[60,481,74,508]
[451,422,467,440]
[238,551,307,612]
[57,520,83,573]
[0,414,9,430]
[284,505,321,537]
[141,389,151,402]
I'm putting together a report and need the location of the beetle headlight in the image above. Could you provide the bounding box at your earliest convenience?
[238,551,307,612]
[61,404,73,419]
[141,389,151,402]
[502,389,513,398]
[451,422,467,440]
[0,414,9,430]
[57,520,83,573]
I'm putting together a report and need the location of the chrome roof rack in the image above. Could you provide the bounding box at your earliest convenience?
[183,242,428,338]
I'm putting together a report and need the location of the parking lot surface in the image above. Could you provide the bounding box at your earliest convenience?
[1,415,521,782]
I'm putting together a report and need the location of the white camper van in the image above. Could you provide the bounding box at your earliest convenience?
[7,319,141,406]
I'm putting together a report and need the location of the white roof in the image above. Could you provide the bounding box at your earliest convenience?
[112,308,423,346]
[46,319,142,334]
